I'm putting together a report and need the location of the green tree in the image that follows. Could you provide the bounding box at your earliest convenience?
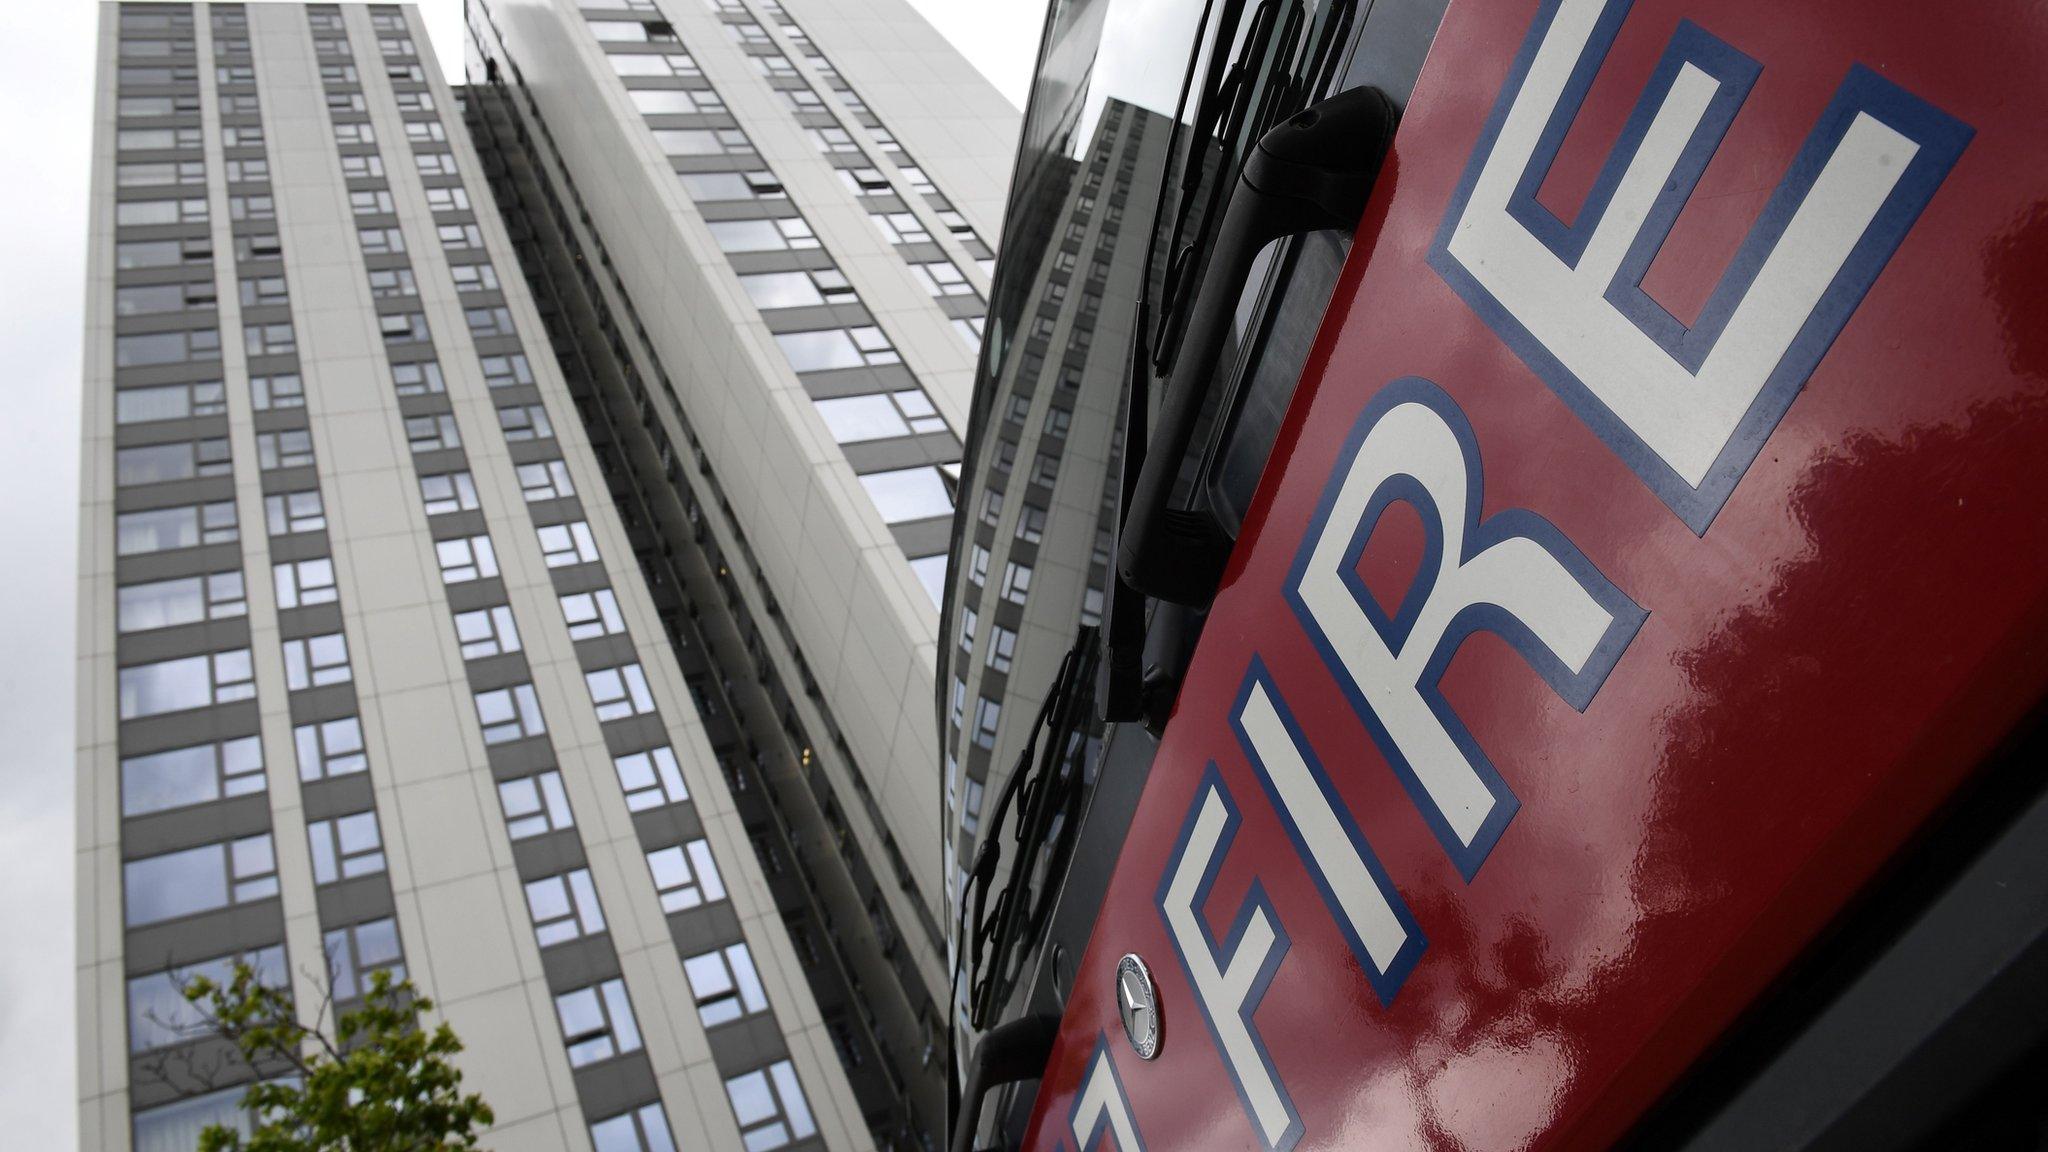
[180,963,494,1151]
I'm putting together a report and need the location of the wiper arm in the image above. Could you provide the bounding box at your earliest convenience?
[952,627,1101,1036]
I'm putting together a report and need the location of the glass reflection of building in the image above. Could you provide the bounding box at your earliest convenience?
[938,91,1171,1020]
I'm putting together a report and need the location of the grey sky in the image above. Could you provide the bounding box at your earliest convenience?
[0,1,1036,1146]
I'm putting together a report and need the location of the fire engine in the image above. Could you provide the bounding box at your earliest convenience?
[937,0,2048,1148]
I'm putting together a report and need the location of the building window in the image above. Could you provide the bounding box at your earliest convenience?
[273,557,338,609]
[123,834,277,926]
[235,232,283,261]
[307,811,385,884]
[414,152,458,176]
[652,127,753,156]
[449,262,498,293]
[436,535,498,584]
[255,428,314,470]
[647,840,724,912]
[349,188,395,215]
[282,632,352,689]
[608,51,699,77]
[559,592,625,644]
[114,280,216,318]
[405,413,462,452]
[115,502,237,555]
[116,160,206,187]
[736,268,854,309]
[117,649,255,719]
[517,460,576,502]
[805,125,861,154]
[392,360,446,395]
[1000,561,1033,605]
[117,126,203,150]
[811,389,946,443]
[357,226,405,254]
[527,868,607,947]
[127,947,285,1052]
[724,1061,816,1152]
[555,978,643,1067]
[871,211,931,245]
[859,466,954,524]
[480,353,533,388]
[678,170,782,202]
[295,716,367,781]
[424,185,469,211]
[589,1103,677,1152]
[116,571,245,634]
[382,312,432,345]
[264,491,326,537]
[910,260,976,297]
[116,196,209,226]
[325,917,404,1002]
[774,323,897,366]
[117,438,232,486]
[419,470,480,514]
[453,605,521,659]
[115,237,211,270]
[367,267,416,298]
[986,625,1017,673]
[629,88,724,115]
[586,664,656,721]
[498,768,573,837]
[537,521,600,567]
[1078,586,1107,630]
[614,746,688,811]
[682,942,768,1027]
[1014,504,1045,544]
[836,165,892,196]
[497,403,553,441]
[238,275,289,308]
[972,696,1001,749]
[706,216,817,253]
[119,735,264,817]
[968,543,989,586]
[250,373,304,410]
[963,777,985,834]
[476,684,547,745]
[438,223,485,250]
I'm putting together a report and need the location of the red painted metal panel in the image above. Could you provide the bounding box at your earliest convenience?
[1023,0,2048,1147]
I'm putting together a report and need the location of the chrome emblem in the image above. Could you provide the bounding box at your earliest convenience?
[1116,953,1160,1060]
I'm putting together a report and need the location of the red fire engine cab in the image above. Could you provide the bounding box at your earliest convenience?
[938,0,2048,1148]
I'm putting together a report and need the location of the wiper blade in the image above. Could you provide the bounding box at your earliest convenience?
[952,627,1101,1035]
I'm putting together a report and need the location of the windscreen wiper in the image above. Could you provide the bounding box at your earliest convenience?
[952,627,1101,1038]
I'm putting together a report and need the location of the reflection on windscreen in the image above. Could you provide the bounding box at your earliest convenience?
[941,0,1363,1045]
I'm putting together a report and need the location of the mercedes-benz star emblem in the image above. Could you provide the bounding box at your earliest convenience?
[1116,953,1160,1060]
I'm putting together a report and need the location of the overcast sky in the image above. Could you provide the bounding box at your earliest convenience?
[0,2,1036,1146]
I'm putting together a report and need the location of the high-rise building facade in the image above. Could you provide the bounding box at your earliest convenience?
[458,0,1016,1139]
[75,2,1008,1148]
